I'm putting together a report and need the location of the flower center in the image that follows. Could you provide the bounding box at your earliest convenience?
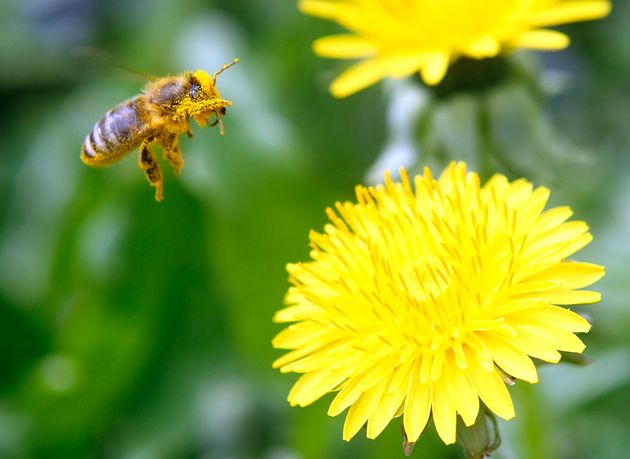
[400,255,449,302]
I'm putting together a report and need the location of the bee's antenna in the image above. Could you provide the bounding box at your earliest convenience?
[212,58,240,85]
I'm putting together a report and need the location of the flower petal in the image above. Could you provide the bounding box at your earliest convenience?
[536,289,601,305]
[366,364,410,438]
[272,321,330,349]
[528,1,612,27]
[467,362,515,421]
[528,261,605,290]
[465,36,501,58]
[420,52,450,85]
[330,59,389,98]
[506,331,563,363]
[299,0,365,30]
[444,354,480,426]
[403,359,431,442]
[511,30,570,50]
[482,332,539,383]
[431,378,457,444]
[328,353,398,416]
[521,305,592,333]
[511,321,587,354]
[288,369,349,407]
[330,56,421,97]
[314,34,377,58]
[342,376,389,441]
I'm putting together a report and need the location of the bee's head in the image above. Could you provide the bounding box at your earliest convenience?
[190,70,220,100]
[190,59,239,101]
[187,60,238,133]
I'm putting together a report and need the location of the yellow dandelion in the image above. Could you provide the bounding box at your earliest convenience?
[272,162,604,445]
[300,0,612,97]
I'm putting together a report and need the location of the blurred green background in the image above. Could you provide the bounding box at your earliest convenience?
[0,1,628,458]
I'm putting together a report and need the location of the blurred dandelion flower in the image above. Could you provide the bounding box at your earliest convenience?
[272,162,604,444]
[300,0,612,97]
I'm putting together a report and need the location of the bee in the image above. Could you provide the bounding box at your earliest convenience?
[81,59,239,201]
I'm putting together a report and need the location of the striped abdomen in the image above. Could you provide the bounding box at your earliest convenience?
[81,96,152,166]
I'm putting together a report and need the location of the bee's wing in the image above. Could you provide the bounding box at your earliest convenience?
[71,46,157,82]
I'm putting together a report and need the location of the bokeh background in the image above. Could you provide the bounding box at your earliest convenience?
[0,1,628,458]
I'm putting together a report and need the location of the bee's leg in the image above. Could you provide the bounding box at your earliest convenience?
[162,134,184,175]
[215,113,225,135]
[138,138,164,201]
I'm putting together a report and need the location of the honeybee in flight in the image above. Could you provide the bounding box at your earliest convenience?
[81,59,239,201]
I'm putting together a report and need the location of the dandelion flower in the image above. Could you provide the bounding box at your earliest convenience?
[272,162,604,445]
[300,0,612,97]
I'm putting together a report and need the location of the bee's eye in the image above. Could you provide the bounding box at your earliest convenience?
[189,83,201,99]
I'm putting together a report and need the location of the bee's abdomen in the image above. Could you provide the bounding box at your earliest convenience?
[81,96,152,166]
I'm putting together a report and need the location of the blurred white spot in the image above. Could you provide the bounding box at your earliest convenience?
[195,378,252,450]
[539,347,630,412]
[20,0,96,51]
[0,406,29,456]
[366,80,428,184]
[39,354,80,393]
[173,12,293,151]
[0,110,80,306]
[77,203,128,281]
[265,447,302,459]
[540,69,573,96]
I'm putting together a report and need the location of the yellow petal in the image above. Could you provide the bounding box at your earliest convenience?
[553,233,594,261]
[523,232,593,273]
[328,354,398,416]
[314,34,377,58]
[420,52,450,85]
[330,59,389,98]
[272,321,329,349]
[465,332,495,372]
[467,363,515,421]
[521,305,592,333]
[431,379,457,444]
[403,359,431,442]
[506,331,562,363]
[528,221,590,254]
[299,0,340,18]
[280,346,359,373]
[465,36,501,58]
[511,30,570,50]
[288,369,349,407]
[342,377,389,441]
[510,280,560,297]
[537,289,601,305]
[366,365,410,438]
[534,206,574,233]
[330,56,420,97]
[511,322,587,354]
[526,261,605,290]
[272,340,327,369]
[386,55,426,78]
[299,0,365,30]
[522,186,551,219]
[528,1,612,27]
[482,332,539,383]
[444,355,480,426]
[273,303,321,322]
